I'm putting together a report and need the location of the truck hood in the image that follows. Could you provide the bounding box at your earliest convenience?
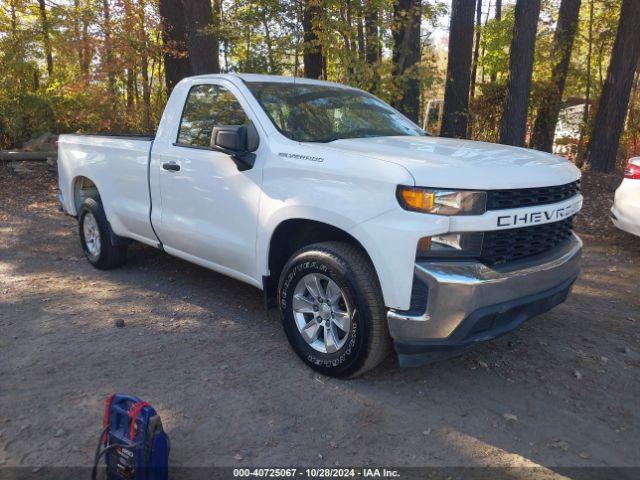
[326,136,581,189]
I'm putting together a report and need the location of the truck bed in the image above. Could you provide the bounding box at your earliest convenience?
[57,133,157,245]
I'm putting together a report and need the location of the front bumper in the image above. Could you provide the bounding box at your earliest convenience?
[387,234,582,367]
[611,206,640,237]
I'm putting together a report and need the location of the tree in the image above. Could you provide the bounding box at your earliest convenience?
[181,0,220,75]
[499,0,541,146]
[441,0,475,138]
[101,0,116,100]
[530,0,581,152]
[585,0,640,172]
[364,0,380,91]
[364,0,379,67]
[37,0,53,77]
[159,0,191,93]
[391,0,422,123]
[470,0,482,99]
[302,0,324,79]
[489,0,502,83]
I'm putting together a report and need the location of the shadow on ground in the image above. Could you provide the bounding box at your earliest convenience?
[0,163,638,472]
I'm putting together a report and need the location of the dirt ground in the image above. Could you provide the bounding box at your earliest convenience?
[1,161,639,474]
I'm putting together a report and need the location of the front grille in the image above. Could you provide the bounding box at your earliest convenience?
[486,181,580,210]
[480,217,575,265]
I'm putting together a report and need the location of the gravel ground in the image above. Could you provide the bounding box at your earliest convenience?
[0,162,639,473]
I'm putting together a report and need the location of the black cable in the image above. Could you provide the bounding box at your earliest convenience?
[91,425,141,480]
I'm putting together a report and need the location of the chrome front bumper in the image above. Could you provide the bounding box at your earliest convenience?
[388,234,582,363]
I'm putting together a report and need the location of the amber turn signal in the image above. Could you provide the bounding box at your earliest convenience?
[398,188,434,212]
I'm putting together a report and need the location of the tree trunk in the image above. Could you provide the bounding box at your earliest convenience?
[73,0,82,76]
[530,0,581,152]
[490,0,501,83]
[38,0,54,77]
[181,0,220,75]
[356,2,365,62]
[440,0,475,138]
[470,0,483,100]
[302,0,324,79]
[126,68,135,108]
[80,1,92,80]
[102,0,116,101]
[630,71,640,156]
[583,0,593,126]
[262,11,276,74]
[391,0,422,123]
[137,1,151,131]
[576,0,594,166]
[10,0,17,34]
[585,0,640,172]
[364,1,379,66]
[338,4,354,80]
[159,0,192,94]
[498,0,541,146]
[364,0,379,92]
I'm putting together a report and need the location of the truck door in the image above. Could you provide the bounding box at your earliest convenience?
[150,81,263,284]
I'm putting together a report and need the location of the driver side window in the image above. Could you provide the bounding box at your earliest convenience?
[177,84,250,147]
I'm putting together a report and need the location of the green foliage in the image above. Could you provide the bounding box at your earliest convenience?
[477,6,514,82]
[0,0,635,158]
[0,93,54,149]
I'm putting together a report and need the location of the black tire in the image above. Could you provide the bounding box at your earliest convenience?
[278,241,391,378]
[78,198,128,270]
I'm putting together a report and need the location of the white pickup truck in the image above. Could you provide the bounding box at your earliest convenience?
[58,74,583,377]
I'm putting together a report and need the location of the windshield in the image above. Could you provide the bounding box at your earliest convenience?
[245,81,425,143]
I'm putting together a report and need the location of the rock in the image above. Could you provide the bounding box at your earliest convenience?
[23,132,57,152]
[54,429,65,438]
[11,163,31,174]
[573,370,583,380]
[623,346,631,354]
[551,439,570,451]
[503,413,518,422]
[114,319,125,328]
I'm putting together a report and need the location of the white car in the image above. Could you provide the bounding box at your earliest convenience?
[57,74,583,377]
[612,157,640,237]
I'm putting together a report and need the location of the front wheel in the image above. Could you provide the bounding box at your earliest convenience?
[278,242,391,378]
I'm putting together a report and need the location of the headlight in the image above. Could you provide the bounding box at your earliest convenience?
[397,186,487,215]
[417,232,484,258]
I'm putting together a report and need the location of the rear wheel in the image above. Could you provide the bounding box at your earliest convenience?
[78,198,128,269]
[278,241,390,378]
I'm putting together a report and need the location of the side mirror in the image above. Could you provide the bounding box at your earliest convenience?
[210,124,259,171]
[211,125,248,152]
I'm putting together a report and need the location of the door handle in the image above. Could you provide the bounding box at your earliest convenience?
[162,161,181,172]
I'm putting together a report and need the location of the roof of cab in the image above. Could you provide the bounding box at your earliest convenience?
[187,73,355,89]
